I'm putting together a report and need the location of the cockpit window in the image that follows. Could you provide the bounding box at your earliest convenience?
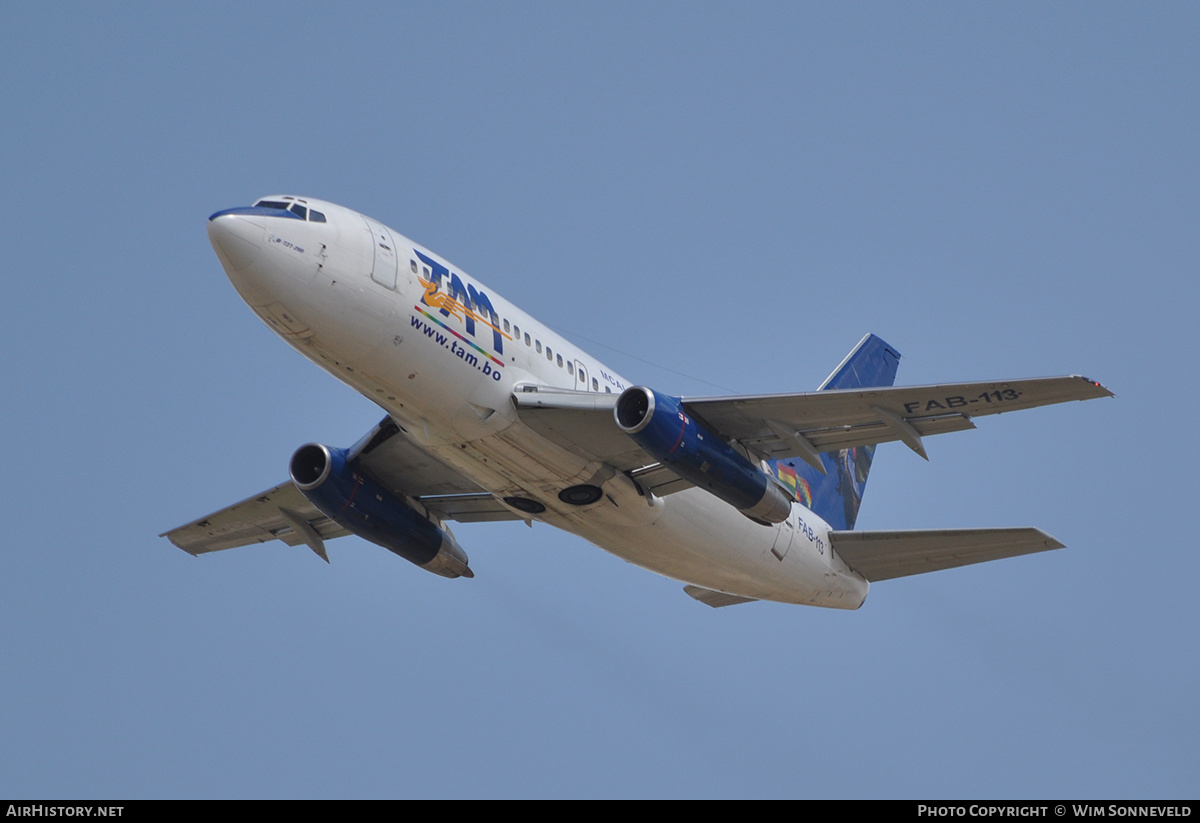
[252,200,326,222]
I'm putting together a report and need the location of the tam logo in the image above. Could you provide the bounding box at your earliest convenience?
[415,251,508,357]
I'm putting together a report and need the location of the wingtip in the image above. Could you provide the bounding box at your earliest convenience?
[1073,375,1115,399]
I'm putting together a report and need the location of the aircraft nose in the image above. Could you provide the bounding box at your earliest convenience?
[207,210,265,272]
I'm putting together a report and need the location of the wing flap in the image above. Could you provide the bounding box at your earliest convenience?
[419,493,525,523]
[743,412,977,456]
[628,463,694,496]
[829,527,1065,582]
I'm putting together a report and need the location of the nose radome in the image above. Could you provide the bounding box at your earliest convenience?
[207,212,264,272]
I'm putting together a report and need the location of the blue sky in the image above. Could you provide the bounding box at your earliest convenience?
[2,3,1197,798]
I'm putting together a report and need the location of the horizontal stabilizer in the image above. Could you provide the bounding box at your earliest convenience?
[829,527,1064,582]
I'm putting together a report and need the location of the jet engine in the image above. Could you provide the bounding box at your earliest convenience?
[615,386,792,524]
[289,443,472,578]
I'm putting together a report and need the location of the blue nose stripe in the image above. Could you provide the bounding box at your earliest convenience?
[209,205,303,222]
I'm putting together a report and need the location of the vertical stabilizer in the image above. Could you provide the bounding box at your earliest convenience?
[769,334,900,530]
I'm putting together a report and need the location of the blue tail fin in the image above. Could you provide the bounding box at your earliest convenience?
[769,334,901,530]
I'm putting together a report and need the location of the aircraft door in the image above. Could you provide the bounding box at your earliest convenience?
[363,217,398,289]
[574,361,589,391]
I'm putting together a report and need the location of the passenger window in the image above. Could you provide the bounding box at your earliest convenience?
[567,362,574,376]
[592,378,599,391]
[524,333,530,345]
[556,354,563,367]
[503,319,511,333]
[536,341,542,354]
[410,260,418,273]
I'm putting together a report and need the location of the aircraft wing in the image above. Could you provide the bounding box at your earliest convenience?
[514,376,1112,475]
[684,375,1112,461]
[163,417,521,558]
[829,527,1064,581]
[163,481,352,556]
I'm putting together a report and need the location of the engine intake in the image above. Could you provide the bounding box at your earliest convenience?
[288,443,472,578]
[615,387,791,524]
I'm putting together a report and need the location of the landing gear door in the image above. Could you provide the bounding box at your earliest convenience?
[363,217,398,290]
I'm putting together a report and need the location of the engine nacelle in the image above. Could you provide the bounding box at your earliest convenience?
[289,443,472,578]
[615,386,792,524]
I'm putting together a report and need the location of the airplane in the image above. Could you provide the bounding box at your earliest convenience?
[163,195,1112,609]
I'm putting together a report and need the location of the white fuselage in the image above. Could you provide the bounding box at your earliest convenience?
[208,196,870,607]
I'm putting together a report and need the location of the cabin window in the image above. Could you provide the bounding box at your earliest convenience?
[410,260,418,273]
[546,347,553,361]
[503,319,511,333]
[592,378,599,391]
[524,333,530,345]
[536,341,542,354]
[556,354,563,367]
[605,386,612,393]
[567,362,574,376]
